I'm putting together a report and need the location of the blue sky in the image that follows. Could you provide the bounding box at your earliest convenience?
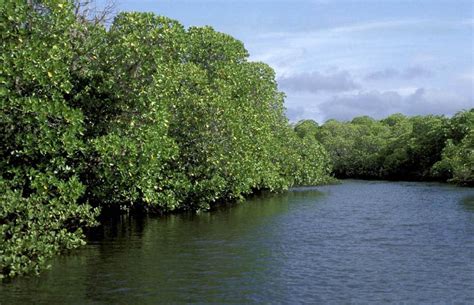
[111,0,473,122]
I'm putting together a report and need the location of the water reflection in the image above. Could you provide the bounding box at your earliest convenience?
[461,195,474,212]
[1,181,473,304]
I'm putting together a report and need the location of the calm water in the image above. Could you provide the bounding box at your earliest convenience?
[1,180,474,304]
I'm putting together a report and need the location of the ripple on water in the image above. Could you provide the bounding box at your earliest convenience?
[0,180,473,304]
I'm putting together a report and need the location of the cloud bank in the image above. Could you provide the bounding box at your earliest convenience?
[278,70,359,93]
[365,66,433,81]
[318,88,472,121]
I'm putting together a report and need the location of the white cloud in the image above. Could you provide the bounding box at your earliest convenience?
[364,68,399,80]
[458,72,474,83]
[317,87,472,121]
[365,65,433,80]
[278,70,359,93]
[401,66,433,79]
[244,18,473,122]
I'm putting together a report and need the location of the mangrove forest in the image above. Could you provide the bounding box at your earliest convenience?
[0,0,472,281]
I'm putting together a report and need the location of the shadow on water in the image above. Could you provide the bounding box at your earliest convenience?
[87,213,149,241]
[80,188,326,304]
[0,187,327,305]
[461,195,474,212]
[87,188,326,241]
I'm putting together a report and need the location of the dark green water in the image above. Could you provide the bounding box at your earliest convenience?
[1,180,474,304]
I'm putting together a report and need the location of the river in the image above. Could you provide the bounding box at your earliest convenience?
[1,180,473,304]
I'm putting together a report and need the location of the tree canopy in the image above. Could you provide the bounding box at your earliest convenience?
[1,0,332,279]
[312,110,473,185]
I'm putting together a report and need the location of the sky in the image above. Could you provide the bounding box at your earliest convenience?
[109,0,472,123]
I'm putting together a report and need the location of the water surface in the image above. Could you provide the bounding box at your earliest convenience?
[1,180,474,304]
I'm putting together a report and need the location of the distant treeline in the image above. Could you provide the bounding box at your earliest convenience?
[295,110,473,185]
[1,2,332,278]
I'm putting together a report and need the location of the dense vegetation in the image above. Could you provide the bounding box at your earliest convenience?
[0,1,332,279]
[301,110,473,185]
[2,0,471,281]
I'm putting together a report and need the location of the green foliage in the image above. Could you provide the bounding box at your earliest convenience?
[0,176,99,278]
[432,110,474,185]
[1,0,98,279]
[316,118,390,178]
[294,119,319,139]
[317,110,473,184]
[1,4,332,279]
[84,12,186,209]
[290,120,333,185]
[448,131,473,185]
